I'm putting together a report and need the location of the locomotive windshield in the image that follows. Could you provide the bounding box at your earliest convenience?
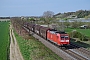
[65,36,68,39]
[61,36,64,39]
[61,36,69,39]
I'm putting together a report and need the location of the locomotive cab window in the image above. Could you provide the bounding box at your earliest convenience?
[61,36,68,39]
[65,36,68,39]
[61,36,64,39]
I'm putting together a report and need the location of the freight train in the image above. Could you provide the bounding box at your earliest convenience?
[24,22,70,46]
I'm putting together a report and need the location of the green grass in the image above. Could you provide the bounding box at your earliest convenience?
[65,28,90,37]
[0,21,9,60]
[14,31,62,60]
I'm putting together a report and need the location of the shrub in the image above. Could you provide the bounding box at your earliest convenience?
[69,31,89,41]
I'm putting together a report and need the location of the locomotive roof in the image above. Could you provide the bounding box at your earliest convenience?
[49,29,66,34]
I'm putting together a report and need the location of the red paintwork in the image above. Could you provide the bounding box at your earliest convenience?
[47,30,70,45]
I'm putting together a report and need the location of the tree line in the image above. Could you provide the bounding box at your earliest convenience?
[0,17,10,19]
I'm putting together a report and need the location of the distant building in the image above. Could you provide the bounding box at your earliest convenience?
[80,25,88,29]
[67,15,77,19]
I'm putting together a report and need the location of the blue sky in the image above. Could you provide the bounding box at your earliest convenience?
[0,0,90,17]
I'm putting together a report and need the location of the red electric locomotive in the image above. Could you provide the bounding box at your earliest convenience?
[47,29,70,46]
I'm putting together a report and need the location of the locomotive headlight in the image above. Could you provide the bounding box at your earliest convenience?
[61,40,65,42]
[66,40,69,42]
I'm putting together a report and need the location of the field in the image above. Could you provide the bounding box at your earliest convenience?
[0,19,10,21]
[65,28,90,37]
[0,21,9,60]
[14,31,62,60]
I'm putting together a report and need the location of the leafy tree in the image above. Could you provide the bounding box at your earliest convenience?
[71,21,78,28]
[29,18,35,21]
[28,18,35,23]
[64,21,70,28]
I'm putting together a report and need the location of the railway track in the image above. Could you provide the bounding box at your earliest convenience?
[68,43,90,59]
[78,47,90,56]
[64,49,87,60]
[56,44,88,60]
[23,26,90,60]
[71,43,90,56]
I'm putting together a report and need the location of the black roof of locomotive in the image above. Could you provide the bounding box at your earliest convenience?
[49,29,66,34]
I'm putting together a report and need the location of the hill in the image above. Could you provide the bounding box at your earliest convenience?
[54,10,90,19]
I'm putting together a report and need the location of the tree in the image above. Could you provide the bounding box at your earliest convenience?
[43,11,54,18]
[64,20,70,28]
[28,18,35,23]
[43,11,54,27]
[71,21,79,28]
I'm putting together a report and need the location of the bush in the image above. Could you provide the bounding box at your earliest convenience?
[69,31,89,41]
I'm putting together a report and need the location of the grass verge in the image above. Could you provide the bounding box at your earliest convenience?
[14,31,62,60]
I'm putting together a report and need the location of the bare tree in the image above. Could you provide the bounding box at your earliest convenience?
[43,11,54,27]
[43,11,54,18]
